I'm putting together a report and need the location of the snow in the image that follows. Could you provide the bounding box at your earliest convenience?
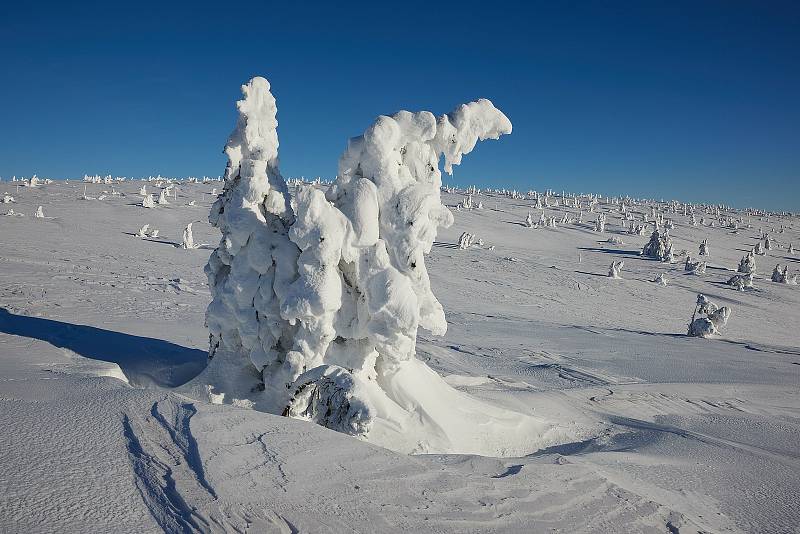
[2,179,800,532]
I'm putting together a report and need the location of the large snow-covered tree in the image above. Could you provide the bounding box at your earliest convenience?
[200,77,559,456]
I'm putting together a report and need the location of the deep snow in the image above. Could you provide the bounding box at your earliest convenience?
[1,177,799,533]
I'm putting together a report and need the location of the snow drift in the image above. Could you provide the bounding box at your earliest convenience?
[196,76,569,456]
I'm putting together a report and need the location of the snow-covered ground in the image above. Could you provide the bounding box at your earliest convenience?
[1,180,798,533]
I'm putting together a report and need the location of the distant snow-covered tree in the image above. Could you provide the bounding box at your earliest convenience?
[772,264,797,284]
[157,189,169,205]
[688,294,731,337]
[737,251,756,274]
[641,225,673,262]
[608,260,624,279]
[727,272,754,291]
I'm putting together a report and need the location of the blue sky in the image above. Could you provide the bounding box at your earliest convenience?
[1,1,798,210]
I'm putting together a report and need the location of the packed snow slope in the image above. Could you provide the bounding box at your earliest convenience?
[1,179,799,533]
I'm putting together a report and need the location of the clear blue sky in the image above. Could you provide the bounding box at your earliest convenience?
[1,1,798,211]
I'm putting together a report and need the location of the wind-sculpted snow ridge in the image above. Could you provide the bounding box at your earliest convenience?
[198,76,571,456]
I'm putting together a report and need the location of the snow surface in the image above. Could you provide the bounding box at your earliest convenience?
[1,182,800,531]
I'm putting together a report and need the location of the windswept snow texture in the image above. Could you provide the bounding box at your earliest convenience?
[1,179,799,532]
[198,78,558,457]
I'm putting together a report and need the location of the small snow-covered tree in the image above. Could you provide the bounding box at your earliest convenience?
[594,213,606,233]
[608,260,624,279]
[737,251,756,274]
[754,241,766,255]
[685,255,706,274]
[181,223,197,249]
[139,184,147,196]
[524,212,534,228]
[157,189,169,205]
[142,194,156,208]
[788,243,795,255]
[34,206,44,218]
[137,224,150,237]
[641,224,673,262]
[699,239,709,256]
[764,235,773,250]
[201,77,547,455]
[727,272,754,291]
[653,273,668,286]
[688,294,731,337]
[458,231,475,249]
[772,264,797,284]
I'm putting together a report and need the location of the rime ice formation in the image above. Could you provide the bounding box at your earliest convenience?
[772,265,797,285]
[34,206,44,218]
[142,194,155,208]
[641,225,673,262]
[459,231,476,249]
[157,189,170,205]
[727,272,754,291]
[198,77,561,456]
[738,251,756,274]
[525,212,534,228]
[608,260,624,279]
[688,294,731,338]
[181,223,196,249]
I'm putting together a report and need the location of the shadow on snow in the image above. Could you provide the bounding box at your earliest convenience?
[0,307,207,387]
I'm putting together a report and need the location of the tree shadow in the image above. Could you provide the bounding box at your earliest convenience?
[433,241,459,249]
[574,270,608,278]
[0,308,207,388]
[577,247,642,257]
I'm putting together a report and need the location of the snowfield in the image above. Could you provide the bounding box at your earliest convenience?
[1,179,799,532]
[1,178,798,533]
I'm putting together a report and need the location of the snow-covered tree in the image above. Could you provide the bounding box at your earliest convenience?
[737,251,756,274]
[142,194,155,208]
[34,206,44,218]
[699,239,709,256]
[727,272,754,291]
[157,189,169,205]
[771,264,797,284]
[200,77,548,455]
[181,223,197,249]
[458,231,476,249]
[641,225,673,262]
[524,212,534,228]
[608,260,624,279]
[688,294,731,337]
[653,273,668,286]
[594,213,606,233]
[137,224,150,237]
